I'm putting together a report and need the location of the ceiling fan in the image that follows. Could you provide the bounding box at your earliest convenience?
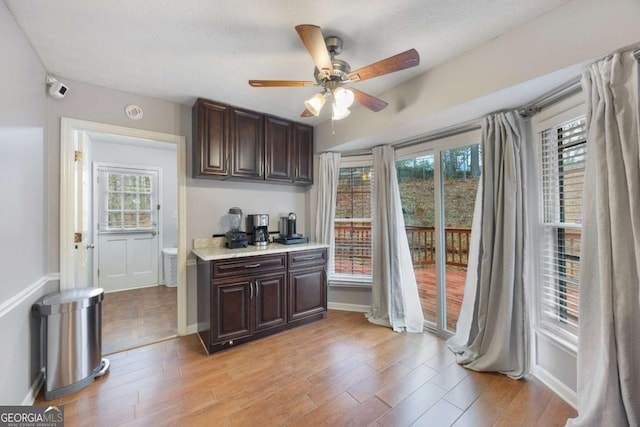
[249,24,420,121]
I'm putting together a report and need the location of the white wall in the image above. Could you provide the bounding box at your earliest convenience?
[0,0,50,405]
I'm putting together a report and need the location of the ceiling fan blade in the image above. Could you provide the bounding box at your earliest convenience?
[300,108,315,117]
[295,24,334,76]
[348,48,420,83]
[249,80,315,87]
[351,88,388,112]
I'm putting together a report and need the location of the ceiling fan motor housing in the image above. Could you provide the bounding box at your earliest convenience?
[324,35,343,55]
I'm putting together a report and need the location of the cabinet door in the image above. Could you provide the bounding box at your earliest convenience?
[193,99,230,177]
[254,272,286,332]
[288,267,326,322]
[212,278,252,343]
[293,123,313,185]
[230,107,264,179]
[265,116,293,183]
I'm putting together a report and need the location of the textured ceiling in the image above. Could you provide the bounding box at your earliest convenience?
[6,0,569,125]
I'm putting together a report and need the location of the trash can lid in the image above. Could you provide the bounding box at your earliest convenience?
[163,247,178,256]
[33,288,104,315]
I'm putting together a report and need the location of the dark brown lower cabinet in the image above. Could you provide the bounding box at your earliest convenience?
[289,267,326,322]
[212,277,252,342]
[254,272,286,332]
[197,248,327,354]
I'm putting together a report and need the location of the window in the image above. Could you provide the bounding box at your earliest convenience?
[539,115,586,342]
[333,165,373,281]
[97,168,158,232]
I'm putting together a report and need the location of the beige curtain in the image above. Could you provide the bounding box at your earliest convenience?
[367,145,424,333]
[447,111,529,379]
[567,51,640,427]
[314,152,341,270]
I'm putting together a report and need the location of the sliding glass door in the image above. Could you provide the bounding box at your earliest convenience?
[396,154,437,324]
[396,136,481,335]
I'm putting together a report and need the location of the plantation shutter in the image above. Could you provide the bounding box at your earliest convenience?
[539,116,586,341]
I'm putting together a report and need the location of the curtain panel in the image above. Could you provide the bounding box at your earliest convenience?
[314,152,341,271]
[367,145,424,332]
[567,50,640,427]
[447,111,529,379]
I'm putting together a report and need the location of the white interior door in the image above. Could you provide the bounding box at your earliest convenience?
[73,131,94,287]
[94,164,160,291]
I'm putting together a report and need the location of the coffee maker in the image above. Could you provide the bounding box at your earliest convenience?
[247,214,269,246]
[275,212,308,245]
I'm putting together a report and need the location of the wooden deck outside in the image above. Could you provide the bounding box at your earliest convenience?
[334,260,467,332]
[334,225,469,331]
[414,266,467,332]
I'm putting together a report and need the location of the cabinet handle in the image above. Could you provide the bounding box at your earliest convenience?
[255,280,260,298]
[244,263,261,268]
[295,255,317,261]
[250,280,254,299]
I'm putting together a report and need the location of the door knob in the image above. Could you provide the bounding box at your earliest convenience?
[86,244,95,249]
[151,231,157,236]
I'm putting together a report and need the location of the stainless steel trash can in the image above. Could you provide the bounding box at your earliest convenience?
[33,288,110,400]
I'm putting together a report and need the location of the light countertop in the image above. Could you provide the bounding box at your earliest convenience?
[192,241,329,261]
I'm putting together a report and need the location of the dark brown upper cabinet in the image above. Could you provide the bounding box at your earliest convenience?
[230,106,264,180]
[193,98,313,185]
[192,98,230,177]
[265,115,293,183]
[293,123,314,185]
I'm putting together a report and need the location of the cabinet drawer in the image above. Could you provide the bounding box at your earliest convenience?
[212,254,286,278]
[288,248,327,270]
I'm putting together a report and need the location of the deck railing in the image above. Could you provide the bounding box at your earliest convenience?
[334,224,472,274]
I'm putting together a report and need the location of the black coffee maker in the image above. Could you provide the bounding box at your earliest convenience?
[275,212,308,244]
[247,214,269,246]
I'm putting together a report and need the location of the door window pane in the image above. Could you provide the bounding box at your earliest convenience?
[139,194,151,210]
[397,155,436,324]
[101,170,156,231]
[441,143,481,332]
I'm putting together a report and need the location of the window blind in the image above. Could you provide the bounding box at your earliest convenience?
[332,166,373,280]
[539,116,586,341]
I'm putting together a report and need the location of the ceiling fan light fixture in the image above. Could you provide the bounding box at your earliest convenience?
[332,104,351,120]
[333,87,355,110]
[304,92,326,116]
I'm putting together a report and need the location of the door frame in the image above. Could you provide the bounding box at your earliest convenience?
[93,162,163,288]
[60,118,188,335]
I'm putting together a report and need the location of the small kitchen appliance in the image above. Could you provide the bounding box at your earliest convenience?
[247,214,269,246]
[275,212,308,244]
[223,207,248,249]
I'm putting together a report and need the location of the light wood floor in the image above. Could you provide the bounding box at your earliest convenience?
[36,310,576,426]
[102,285,177,354]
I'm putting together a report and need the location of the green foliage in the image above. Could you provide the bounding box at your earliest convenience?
[399,178,478,228]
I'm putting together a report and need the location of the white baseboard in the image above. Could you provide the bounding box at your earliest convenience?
[22,367,45,405]
[186,323,198,335]
[327,302,370,313]
[532,365,578,409]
